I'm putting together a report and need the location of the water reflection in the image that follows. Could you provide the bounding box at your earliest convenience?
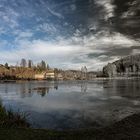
[33,87,50,97]
[103,79,140,98]
[0,80,140,130]
[0,81,60,98]
[2,81,88,98]
[81,81,87,93]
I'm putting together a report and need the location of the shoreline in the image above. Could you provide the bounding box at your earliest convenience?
[0,113,140,139]
[93,76,140,80]
[0,76,140,83]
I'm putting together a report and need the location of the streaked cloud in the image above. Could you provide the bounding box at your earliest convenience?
[47,7,64,19]
[95,0,116,21]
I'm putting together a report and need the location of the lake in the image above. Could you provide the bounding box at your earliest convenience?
[0,79,140,130]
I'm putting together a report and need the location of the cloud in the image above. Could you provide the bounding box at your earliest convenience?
[0,38,81,66]
[87,31,140,48]
[113,0,140,38]
[37,23,57,33]
[70,4,77,11]
[121,0,140,19]
[0,0,140,71]
[0,6,19,28]
[15,30,33,39]
[0,27,7,34]
[0,40,9,49]
[47,7,64,19]
[95,0,116,21]
[0,28,139,70]
[121,10,136,19]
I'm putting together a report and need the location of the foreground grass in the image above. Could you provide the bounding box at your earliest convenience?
[0,103,29,128]
[1,114,140,140]
[1,102,140,140]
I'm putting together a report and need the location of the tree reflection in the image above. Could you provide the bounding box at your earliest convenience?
[33,82,59,97]
[103,79,140,98]
[36,87,49,97]
[81,81,87,93]
[1,81,89,99]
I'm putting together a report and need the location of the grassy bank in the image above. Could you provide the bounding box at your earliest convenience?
[0,115,140,140]
[1,102,140,139]
[0,113,140,139]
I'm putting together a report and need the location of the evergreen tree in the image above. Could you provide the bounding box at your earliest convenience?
[5,63,9,69]
[20,58,27,67]
[28,60,33,68]
[40,60,46,70]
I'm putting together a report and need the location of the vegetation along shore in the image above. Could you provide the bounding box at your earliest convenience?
[1,101,140,140]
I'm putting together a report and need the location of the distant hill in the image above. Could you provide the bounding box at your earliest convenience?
[103,54,140,77]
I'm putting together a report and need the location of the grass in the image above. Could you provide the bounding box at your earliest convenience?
[0,102,30,128]
[1,101,140,140]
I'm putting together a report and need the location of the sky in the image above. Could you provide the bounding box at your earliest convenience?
[0,0,140,70]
